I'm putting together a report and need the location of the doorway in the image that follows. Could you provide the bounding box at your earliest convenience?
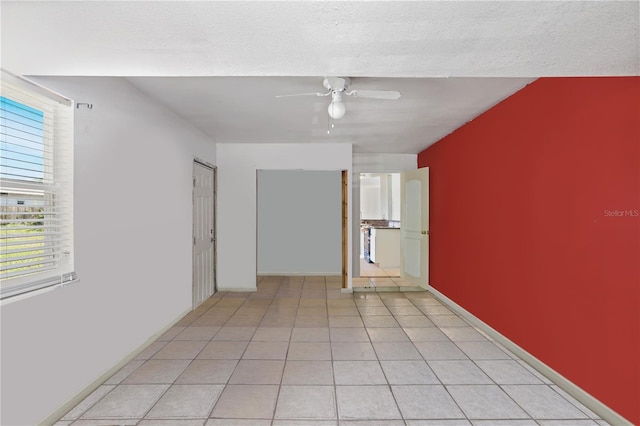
[192,160,216,309]
[359,172,402,278]
[355,168,429,290]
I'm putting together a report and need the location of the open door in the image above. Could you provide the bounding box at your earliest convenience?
[400,167,429,287]
[193,161,216,309]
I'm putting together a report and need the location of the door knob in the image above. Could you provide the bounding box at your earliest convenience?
[421,230,429,235]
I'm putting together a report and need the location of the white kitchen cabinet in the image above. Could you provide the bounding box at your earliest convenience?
[360,173,401,220]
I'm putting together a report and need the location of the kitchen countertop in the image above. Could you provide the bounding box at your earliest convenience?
[369,226,400,229]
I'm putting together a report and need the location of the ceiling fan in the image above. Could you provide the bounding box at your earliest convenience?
[276,77,401,120]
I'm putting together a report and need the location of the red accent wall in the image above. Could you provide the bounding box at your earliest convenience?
[418,77,639,423]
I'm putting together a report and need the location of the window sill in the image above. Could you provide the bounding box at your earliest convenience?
[0,278,80,306]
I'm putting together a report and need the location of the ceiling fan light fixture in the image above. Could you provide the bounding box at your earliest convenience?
[328,101,346,119]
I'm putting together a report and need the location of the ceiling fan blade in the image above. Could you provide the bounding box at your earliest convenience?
[347,90,401,100]
[275,91,330,98]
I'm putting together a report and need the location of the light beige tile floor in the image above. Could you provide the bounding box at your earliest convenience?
[354,262,423,291]
[359,258,400,278]
[57,275,608,425]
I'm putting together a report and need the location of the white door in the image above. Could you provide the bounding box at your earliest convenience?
[400,167,429,287]
[193,162,215,309]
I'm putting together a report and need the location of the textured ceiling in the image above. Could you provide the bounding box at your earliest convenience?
[2,1,638,154]
[127,76,533,153]
[2,1,638,77]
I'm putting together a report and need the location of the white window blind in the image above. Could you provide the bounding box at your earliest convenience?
[1,70,76,300]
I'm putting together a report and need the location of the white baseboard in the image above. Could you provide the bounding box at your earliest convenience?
[40,307,192,426]
[427,284,631,426]
[217,287,257,292]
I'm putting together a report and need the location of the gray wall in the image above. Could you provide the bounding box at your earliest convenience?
[257,170,341,274]
[1,77,216,425]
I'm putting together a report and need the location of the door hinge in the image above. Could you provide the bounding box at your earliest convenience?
[193,236,196,246]
[193,178,196,187]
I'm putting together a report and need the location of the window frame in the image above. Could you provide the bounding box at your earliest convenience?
[1,70,77,302]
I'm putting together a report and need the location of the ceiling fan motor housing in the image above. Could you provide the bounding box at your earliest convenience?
[323,77,351,92]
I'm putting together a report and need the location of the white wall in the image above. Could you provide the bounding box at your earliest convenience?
[257,170,341,275]
[353,153,417,174]
[0,77,216,425]
[352,153,416,276]
[216,143,352,290]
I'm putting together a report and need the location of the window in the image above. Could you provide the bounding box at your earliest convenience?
[1,70,75,301]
